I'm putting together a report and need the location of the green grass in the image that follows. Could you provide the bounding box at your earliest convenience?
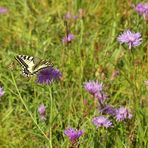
[0,0,148,147]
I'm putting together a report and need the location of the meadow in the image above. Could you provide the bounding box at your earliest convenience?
[0,0,148,147]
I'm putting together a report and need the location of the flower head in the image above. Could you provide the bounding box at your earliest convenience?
[92,116,113,128]
[0,87,4,97]
[117,30,142,49]
[0,7,8,14]
[37,67,62,84]
[135,3,148,17]
[115,107,132,122]
[64,12,72,20]
[100,105,116,116]
[84,81,103,96]
[62,33,75,44]
[95,91,108,104]
[84,81,108,104]
[63,12,78,20]
[64,128,84,142]
[38,104,46,120]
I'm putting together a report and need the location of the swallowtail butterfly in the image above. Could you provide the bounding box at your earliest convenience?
[15,55,52,76]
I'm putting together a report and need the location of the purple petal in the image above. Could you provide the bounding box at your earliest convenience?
[115,107,132,122]
[64,128,84,141]
[37,67,62,85]
[0,7,8,14]
[92,116,113,128]
[0,87,4,97]
[117,30,142,49]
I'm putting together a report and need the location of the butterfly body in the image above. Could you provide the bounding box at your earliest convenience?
[15,55,52,76]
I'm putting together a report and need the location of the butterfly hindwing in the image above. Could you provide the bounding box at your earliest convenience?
[15,55,52,76]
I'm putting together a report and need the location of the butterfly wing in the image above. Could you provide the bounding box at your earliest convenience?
[15,55,52,76]
[15,55,36,76]
[32,57,52,74]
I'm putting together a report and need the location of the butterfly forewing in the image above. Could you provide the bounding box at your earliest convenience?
[15,55,52,76]
[32,57,51,73]
[15,55,34,76]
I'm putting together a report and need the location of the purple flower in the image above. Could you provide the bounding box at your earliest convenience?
[100,105,116,116]
[0,7,8,14]
[0,87,4,97]
[62,33,75,44]
[73,15,79,20]
[37,67,62,84]
[117,30,142,49]
[64,128,84,142]
[144,80,148,86]
[64,12,72,20]
[115,107,132,122]
[63,12,78,20]
[95,91,108,104]
[84,81,103,96]
[92,116,113,128]
[84,81,108,103]
[38,104,46,120]
[135,3,148,17]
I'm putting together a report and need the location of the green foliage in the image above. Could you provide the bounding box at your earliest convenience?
[0,0,147,147]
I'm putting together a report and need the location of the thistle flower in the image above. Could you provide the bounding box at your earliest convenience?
[92,116,113,128]
[99,105,116,116]
[38,104,46,120]
[115,107,132,122]
[84,81,108,103]
[64,128,84,142]
[64,12,78,20]
[95,91,108,104]
[37,67,62,84]
[0,7,8,14]
[0,87,4,97]
[62,33,75,44]
[64,12,72,20]
[135,3,148,18]
[84,81,103,96]
[117,30,142,49]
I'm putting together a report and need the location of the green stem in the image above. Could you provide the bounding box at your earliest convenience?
[49,87,53,148]
[11,73,50,143]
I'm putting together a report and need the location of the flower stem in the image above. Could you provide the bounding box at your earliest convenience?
[11,73,50,143]
[49,87,53,148]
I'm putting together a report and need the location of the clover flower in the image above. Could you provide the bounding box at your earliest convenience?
[115,107,132,122]
[38,104,46,121]
[62,33,75,44]
[0,87,4,97]
[0,7,8,14]
[117,30,142,49]
[92,116,113,128]
[37,67,62,84]
[64,128,84,142]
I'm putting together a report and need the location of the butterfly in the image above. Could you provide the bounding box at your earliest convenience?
[15,55,52,77]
